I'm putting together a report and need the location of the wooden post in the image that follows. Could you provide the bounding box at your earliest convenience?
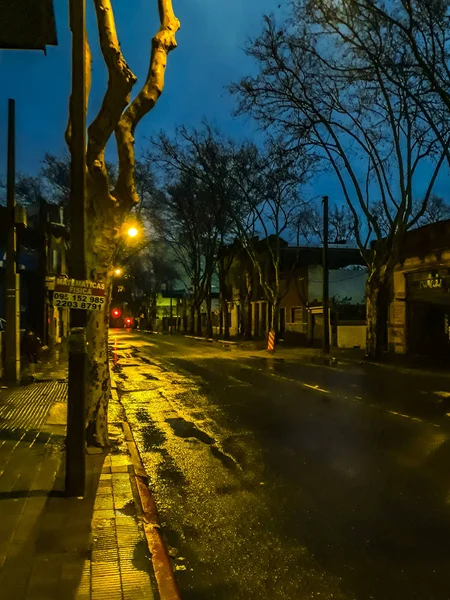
[65,0,87,498]
[4,99,20,384]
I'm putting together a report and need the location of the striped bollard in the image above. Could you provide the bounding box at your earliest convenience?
[267,329,275,352]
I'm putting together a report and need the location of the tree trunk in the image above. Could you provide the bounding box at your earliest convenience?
[224,299,230,340]
[189,302,195,335]
[219,305,224,337]
[196,305,202,336]
[150,292,157,330]
[365,269,388,360]
[245,297,252,340]
[84,194,115,447]
[272,301,280,337]
[85,299,111,447]
[182,301,187,332]
[205,292,213,338]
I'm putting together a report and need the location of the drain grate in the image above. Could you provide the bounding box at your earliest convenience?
[0,381,68,431]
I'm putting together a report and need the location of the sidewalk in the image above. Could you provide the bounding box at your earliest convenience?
[0,359,156,599]
[174,331,450,377]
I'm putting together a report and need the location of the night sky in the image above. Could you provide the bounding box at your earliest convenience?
[0,0,447,205]
[0,0,281,177]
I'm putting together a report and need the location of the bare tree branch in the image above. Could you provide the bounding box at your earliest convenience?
[114,0,180,209]
[87,0,137,180]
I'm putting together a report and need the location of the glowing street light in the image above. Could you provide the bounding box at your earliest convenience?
[114,268,122,276]
[127,227,138,238]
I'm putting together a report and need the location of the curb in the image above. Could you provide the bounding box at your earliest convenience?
[123,328,450,379]
[122,421,181,600]
[110,376,181,600]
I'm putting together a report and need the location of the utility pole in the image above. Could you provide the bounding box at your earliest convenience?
[322,195,330,354]
[5,99,20,384]
[65,0,87,497]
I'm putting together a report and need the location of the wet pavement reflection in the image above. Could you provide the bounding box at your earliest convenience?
[110,330,450,600]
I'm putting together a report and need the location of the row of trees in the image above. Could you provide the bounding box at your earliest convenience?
[6,116,450,350]
[145,125,320,339]
[4,0,450,446]
[231,0,450,356]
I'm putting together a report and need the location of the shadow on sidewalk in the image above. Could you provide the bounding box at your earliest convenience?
[0,433,105,600]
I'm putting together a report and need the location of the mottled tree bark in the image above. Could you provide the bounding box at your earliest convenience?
[224,299,230,339]
[67,0,179,447]
[205,288,213,338]
[196,305,202,337]
[189,302,195,335]
[365,267,389,360]
[269,301,280,337]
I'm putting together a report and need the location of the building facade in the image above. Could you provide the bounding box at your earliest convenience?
[388,219,450,356]
[0,200,69,346]
[225,242,367,347]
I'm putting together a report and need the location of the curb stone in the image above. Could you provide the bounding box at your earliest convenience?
[110,373,181,600]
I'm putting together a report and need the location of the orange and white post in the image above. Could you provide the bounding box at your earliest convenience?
[267,329,276,352]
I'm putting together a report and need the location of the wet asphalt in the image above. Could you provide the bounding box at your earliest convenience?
[110,330,450,600]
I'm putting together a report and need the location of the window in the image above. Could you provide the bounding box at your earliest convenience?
[291,307,302,323]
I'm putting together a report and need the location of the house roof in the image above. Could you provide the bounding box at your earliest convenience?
[398,219,450,261]
[281,246,365,270]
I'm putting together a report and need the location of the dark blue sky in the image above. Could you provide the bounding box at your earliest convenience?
[0,0,281,176]
[0,0,447,207]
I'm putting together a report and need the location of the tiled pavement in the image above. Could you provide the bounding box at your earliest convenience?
[0,379,155,600]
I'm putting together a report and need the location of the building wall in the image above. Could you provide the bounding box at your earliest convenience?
[337,324,366,350]
[389,249,450,354]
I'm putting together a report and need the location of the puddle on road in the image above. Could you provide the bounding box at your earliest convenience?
[166,417,214,445]
[158,455,187,485]
[135,409,167,450]
[143,373,160,381]
[117,499,137,518]
[132,538,153,572]
[135,408,150,422]
[139,356,168,371]
[210,445,238,470]
[141,423,167,450]
[165,416,240,471]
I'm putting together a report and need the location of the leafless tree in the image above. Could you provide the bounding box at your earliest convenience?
[148,124,240,338]
[231,1,450,357]
[65,0,179,446]
[298,200,355,245]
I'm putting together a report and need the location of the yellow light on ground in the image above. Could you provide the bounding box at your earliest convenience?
[127,227,138,238]
[114,268,122,276]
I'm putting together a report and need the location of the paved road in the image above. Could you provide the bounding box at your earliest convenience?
[110,330,450,600]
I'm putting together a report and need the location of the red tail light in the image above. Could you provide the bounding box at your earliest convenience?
[112,309,121,318]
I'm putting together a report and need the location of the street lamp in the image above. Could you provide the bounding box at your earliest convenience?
[127,226,138,238]
[114,268,122,276]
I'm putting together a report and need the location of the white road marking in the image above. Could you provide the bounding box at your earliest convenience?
[303,383,329,394]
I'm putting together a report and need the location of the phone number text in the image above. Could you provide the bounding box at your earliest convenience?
[52,292,105,311]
